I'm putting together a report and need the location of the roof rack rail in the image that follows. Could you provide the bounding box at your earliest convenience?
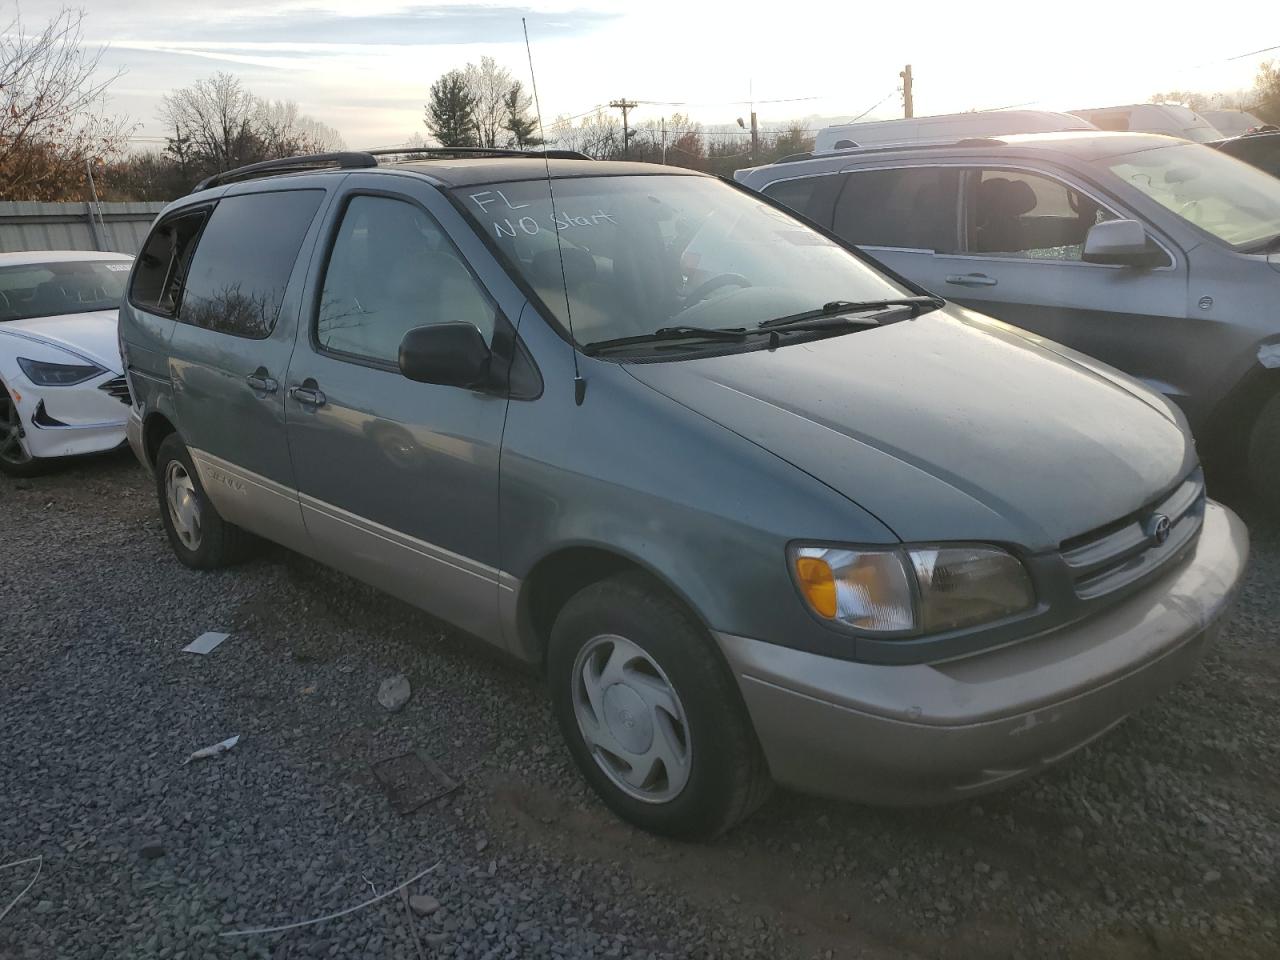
[367,146,591,161]
[776,152,815,164]
[192,152,378,192]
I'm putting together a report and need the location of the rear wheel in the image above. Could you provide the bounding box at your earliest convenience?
[154,433,254,568]
[1247,392,1280,515]
[548,571,772,838]
[0,386,44,478]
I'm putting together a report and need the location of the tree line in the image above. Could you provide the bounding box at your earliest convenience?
[1150,60,1280,125]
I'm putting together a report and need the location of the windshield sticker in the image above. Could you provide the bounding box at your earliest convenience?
[104,263,131,271]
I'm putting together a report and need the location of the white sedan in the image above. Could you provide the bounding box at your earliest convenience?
[0,251,134,476]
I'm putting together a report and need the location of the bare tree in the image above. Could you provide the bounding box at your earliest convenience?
[0,6,132,201]
[257,99,345,155]
[551,110,622,159]
[159,72,261,173]
[464,56,517,148]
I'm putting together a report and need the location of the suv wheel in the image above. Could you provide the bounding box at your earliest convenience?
[0,386,44,478]
[154,433,254,568]
[1248,392,1280,515]
[548,571,772,838]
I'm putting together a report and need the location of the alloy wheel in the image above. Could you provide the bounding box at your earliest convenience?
[164,460,203,550]
[0,390,31,466]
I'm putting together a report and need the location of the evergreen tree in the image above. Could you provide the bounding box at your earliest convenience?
[502,83,542,148]
[425,70,478,147]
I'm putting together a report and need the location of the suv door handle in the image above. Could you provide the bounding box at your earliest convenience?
[290,385,327,408]
[945,273,998,287]
[245,373,278,394]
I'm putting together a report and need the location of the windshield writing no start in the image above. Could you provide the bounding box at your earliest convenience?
[468,190,617,238]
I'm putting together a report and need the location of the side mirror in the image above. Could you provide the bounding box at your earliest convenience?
[398,323,490,388]
[1082,219,1166,267]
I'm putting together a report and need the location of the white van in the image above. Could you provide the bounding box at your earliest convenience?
[1069,104,1222,142]
[1202,109,1268,138]
[813,110,1095,153]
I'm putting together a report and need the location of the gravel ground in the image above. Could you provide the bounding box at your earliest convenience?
[1,450,1277,960]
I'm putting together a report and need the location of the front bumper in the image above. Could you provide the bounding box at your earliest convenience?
[716,500,1248,805]
[9,374,130,459]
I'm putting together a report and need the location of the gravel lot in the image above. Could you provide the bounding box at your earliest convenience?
[1,450,1277,960]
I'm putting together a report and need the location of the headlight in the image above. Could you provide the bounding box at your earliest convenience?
[16,357,105,386]
[790,543,1034,636]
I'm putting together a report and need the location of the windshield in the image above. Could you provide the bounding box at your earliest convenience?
[1103,142,1280,250]
[0,259,130,322]
[454,175,909,347]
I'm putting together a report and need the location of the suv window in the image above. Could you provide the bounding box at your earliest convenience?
[964,169,1113,261]
[832,167,960,252]
[316,194,497,365]
[178,190,323,338]
[762,177,823,219]
[130,209,208,317]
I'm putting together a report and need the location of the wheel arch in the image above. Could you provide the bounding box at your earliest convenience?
[141,410,178,468]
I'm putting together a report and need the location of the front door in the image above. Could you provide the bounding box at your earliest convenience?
[167,186,330,553]
[284,177,510,644]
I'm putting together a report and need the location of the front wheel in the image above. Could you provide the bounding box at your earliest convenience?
[1247,392,1280,515]
[154,433,254,568]
[0,386,44,478]
[548,572,771,838]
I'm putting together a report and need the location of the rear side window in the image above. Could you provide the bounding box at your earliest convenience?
[832,167,960,252]
[762,177,822,218]
[130,209,209,317]
[178,190,324,339]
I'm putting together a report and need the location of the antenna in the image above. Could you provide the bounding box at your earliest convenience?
[523,18,586,406]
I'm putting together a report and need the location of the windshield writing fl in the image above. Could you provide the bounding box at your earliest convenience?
[456,175,909,351]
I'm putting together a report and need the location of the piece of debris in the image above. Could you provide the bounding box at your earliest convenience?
[377,674,411,712]
[182,631,230,655]
[371,751,459,815]
[0,855,43,926]
[184,735,240,765]
[139,841,166,860]
[409,894,440,916]
[475,837,488,854]
[221,860,441,938]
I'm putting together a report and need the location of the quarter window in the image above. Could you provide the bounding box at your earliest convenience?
[316,195,497,365]
[762,177,823,219]
[832,167,960,252]
[178,190,323,338]
[130,209,208,317]
[964,169,1114,261]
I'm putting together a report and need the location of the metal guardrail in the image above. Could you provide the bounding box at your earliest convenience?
[0,201,164,255]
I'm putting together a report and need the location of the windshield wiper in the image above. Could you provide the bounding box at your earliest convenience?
[757,296,944,329]
[583,325,748,355]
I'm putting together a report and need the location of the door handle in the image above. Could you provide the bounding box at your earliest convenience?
[245,373,278,394]
[290,385,327,408]
[945,273,998,287]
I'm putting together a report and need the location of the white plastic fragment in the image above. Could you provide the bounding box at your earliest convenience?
[1259,343,1280,370]
[184,735,240,764]
[183,631,230,655]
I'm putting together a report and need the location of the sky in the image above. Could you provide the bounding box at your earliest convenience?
[24,0,1278,149]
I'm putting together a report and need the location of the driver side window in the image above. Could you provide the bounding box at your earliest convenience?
[963,169,1115,261]
[317,195,496,366]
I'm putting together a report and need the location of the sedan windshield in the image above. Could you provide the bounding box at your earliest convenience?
[1103,142,1280,250]
[454,175,910,348]
[0,259,130,322]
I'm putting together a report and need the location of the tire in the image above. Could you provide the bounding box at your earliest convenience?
[1247,392,1280,516]
[548,571,772,839]
[154,432,254,568]
[0,385,46,478]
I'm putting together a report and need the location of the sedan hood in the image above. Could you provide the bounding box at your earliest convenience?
[0,310,122,373]
[625,308,1195,551]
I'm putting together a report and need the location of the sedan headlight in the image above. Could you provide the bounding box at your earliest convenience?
[17,357,105,386]
[790,543,1034,636]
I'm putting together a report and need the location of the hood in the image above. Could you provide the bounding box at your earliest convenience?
[625,309,1195,551]
[0,310,122,373]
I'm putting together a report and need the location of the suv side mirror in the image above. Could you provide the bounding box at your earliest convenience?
[398,323,491,388]
[1082,219,1166,267]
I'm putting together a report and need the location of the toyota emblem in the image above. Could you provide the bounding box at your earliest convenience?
[1146,513,1171,546]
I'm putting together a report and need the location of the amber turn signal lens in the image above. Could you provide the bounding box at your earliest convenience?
[794,555,837,618]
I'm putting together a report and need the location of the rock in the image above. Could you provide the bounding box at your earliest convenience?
[34,900,53,914]
[475,837,488,853]
[376,674,411,712]
[1203,869,1221,884]
[409,894,441,916]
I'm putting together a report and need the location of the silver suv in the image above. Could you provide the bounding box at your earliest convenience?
[120,148,1247,837]
[736,132,1280,509]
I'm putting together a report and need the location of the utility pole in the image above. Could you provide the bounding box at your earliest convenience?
[609,98,638,158]
[900,64,914,119]
[750,109,759,163]
[661,117,667,165]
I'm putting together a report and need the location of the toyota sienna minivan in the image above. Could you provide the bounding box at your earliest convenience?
[119,148,1248,838]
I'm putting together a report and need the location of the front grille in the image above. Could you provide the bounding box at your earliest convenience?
[99,376,132,406]
[1060,470,1206,600]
